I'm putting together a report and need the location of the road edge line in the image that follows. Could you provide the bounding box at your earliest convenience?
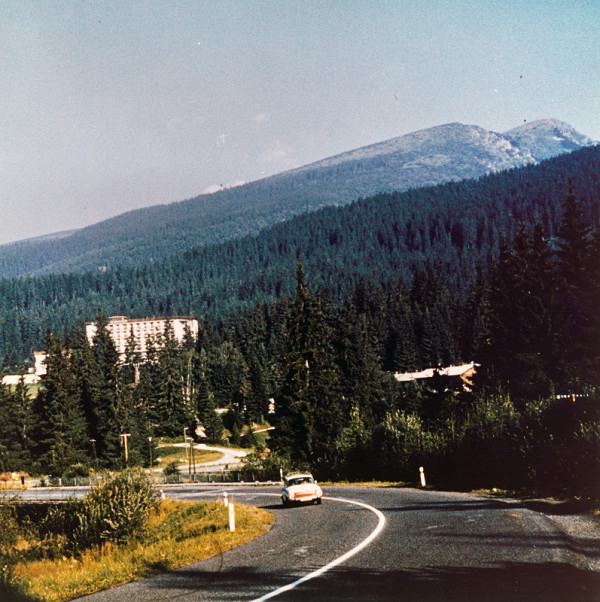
[250,496,386,601]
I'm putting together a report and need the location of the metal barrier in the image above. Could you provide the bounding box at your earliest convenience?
[38,468,282,488]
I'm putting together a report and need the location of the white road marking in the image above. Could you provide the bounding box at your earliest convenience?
[250,495,386,602]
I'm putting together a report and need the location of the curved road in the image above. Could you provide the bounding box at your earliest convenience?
[21,485,600,601]
[168,443,247,472]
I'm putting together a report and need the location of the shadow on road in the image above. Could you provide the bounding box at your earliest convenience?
[288,562,600,602]
[133,560,600,602]
[379,497,600,517]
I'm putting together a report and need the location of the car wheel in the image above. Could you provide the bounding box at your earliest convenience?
[282,498,290,508]
[316,497,322,505]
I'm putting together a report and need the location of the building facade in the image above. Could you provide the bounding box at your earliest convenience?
[85,315,199,360]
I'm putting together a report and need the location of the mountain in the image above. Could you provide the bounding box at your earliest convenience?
[503,118,597,160]
[0,119,596,279]
[1,145,599,368]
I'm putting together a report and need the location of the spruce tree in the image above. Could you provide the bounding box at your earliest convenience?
[337,296,385,428]
[554,182,594,388]
[91,310,122,466]
[272,262,343,471]
[70,325,100,460]
[156,319,188,438]
[32,331,89,475]
[480,222,555,399]
[194,349,223,442]
[11,374,34,470]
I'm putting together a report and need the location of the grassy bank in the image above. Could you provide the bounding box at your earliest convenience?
[155,445,224,465]
[10,500,273,602]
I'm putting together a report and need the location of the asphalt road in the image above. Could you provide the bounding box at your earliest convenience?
[20,485,600,601]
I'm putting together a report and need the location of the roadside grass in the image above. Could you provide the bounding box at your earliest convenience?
[321,480,411,488]
[472,488,600,515]
[11,500,274,602]
[155,445,223,466]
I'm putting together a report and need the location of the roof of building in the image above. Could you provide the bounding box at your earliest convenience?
[2,374,41,386]
[394,362,476,383]
[85,315,198,327]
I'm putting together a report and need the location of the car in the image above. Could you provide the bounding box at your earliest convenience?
[281,473,323,507]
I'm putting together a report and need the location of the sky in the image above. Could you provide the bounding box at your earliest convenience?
[2,0,599,245]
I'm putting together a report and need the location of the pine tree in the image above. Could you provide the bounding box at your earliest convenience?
[70,325,100,457]
[337,296,385,428]
[480,222,555,399]
[554,182,595,388]
[384,281,418,372]
[32,331,89,475]
[272,262,343,471]
[155,319,189,437]
[194,349,223,442]
[586,222,600,385]
[91,310,122,466]
[123,326,141,385]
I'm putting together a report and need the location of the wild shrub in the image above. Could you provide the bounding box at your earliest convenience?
[41,469,158,554]
[73,469,158,549]
[162,461,180,477]
[0,498,19,592]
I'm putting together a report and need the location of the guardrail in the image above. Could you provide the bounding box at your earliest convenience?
[156,468,282,485]
[36,468,282,488]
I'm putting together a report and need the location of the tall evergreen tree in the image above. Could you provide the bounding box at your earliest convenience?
[91,310,122,466]
[272,262,343,471]
[11,373,35,470]
[554,182,595,387]
[194,349,223,442]
[480,222,556,399]
[155,319,188,437]
[70,325,100,463]
[337,296,385,428]
[0,377,33,471]
[32,331,88,475]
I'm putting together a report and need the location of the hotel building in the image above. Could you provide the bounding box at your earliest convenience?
[85,315,199,360]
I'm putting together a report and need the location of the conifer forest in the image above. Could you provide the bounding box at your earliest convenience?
[0,146,598,496]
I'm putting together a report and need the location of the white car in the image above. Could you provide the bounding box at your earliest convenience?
[281,473,323,506]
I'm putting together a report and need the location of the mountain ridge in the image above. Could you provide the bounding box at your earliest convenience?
[0,119,596,279]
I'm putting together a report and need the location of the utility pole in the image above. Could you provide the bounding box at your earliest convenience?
[183,427,189,467]
[191,437,196,478]
[120,433,131,468]
[89,439,98,472]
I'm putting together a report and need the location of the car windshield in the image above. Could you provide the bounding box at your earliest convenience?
[288,476,314,486]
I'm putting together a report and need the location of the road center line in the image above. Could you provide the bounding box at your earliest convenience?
[250,495,387,602]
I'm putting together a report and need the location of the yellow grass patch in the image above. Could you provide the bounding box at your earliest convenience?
[13,501,273,602]
[155,445,224,465]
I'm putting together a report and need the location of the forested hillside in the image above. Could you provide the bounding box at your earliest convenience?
[1,189,598,493]
[0,148,598,494]
[0,145,598,370]
[0,120,594,279]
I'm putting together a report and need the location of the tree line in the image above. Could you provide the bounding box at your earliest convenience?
[0,185,598,495]
[0,146,599,372]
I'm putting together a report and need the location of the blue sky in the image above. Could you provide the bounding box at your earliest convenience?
[2,0,599,244]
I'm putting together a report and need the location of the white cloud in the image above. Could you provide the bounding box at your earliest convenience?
[259,140,298,170]
[253,112,270,124]
[201,180,246,195]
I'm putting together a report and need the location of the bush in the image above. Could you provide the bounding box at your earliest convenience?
[0,498,19,592]
[162,461,180,477]
[41,469,158,554]
[64,463,90,478]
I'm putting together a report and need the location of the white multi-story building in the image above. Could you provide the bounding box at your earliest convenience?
[85,315,198,360]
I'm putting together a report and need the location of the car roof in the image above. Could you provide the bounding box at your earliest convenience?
[285,473,313,479]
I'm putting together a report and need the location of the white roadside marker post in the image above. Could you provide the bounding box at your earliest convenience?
[229,501,235,532]
[419,466,426,487]
[223,491,228,507]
